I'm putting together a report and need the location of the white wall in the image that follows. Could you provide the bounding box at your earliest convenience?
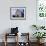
[0,0,36,42]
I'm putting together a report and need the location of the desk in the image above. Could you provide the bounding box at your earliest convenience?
[4,33,18,46]
[4,33,30,46]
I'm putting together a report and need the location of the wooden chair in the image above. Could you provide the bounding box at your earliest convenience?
[4,33,18,46]
[18,33,30,46]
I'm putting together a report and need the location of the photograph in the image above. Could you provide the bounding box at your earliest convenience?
[10,7,26,20]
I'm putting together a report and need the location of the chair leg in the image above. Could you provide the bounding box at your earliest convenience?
[4,41,7,46]
[4,33,7,46]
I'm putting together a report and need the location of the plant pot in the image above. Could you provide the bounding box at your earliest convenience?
[37,39,44,44]
[37,39,40,43]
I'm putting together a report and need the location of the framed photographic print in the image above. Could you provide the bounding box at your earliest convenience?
[36,0,46,26]
[37,0,46,19]
[10,7,26,20]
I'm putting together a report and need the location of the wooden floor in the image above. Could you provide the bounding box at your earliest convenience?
[0,42,46,46]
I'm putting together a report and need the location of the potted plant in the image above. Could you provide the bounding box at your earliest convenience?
[33,32,46,43]
[32,24,45,30]
[40,26,45,29]
[32,25,39,30]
